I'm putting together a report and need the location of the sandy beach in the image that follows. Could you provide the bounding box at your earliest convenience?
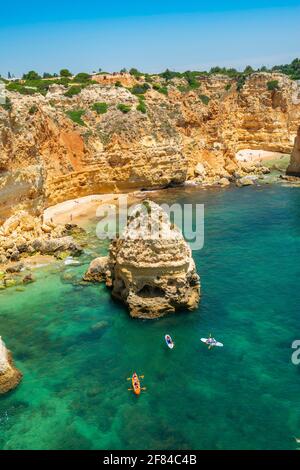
[43,191,152,226]
[235,149,288,163]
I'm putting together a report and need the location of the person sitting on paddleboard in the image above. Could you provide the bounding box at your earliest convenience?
[206,337,216,345]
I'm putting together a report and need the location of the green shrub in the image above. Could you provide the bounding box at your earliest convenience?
[91,102,108,114]
[209,66,241,78]
[236,75,246,91]
[6,82,38,95]
[129,68,142,77]
[225,83,232,91]
[6,82,21,92]
[64,86,82,97]
[130,83,150,95]
[244,65,254,75]
[60,69,72,77]
[66,109,86,126]
[136,98,147,114]
[153,83,168,95]
[117,104,131,114]
[1,97,12,111]
[267,80,279,91]
[55,78,70,87]
[199,94,210,105]
[24,79,50,94]
[272,57,300,80]
[8,78,66,96]
[73,73,91,83]
[22,70,41,80]
[115,81,122,87]
[19,87,36,95]
[29,105,38,115]
[183,71,200,89]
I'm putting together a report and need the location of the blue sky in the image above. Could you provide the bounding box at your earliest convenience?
[1,1,299,76]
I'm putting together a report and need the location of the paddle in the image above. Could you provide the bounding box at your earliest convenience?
[127,375,144,380]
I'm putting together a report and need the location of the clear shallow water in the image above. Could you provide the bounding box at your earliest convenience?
[1,184,300,450]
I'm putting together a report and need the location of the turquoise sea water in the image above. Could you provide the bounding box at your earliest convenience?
[1,184,300,450]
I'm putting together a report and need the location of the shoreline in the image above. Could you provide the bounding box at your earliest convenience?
[235,149,289,163]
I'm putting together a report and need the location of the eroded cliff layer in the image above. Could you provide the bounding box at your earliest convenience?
[1,72,300,220]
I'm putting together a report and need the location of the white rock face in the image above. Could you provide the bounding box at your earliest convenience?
[194,162,206,177]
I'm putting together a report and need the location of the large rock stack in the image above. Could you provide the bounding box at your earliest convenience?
[84,201,200,319]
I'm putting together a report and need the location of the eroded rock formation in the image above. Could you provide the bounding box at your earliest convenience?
[1,72,299,221]
[84,201,200,319]
[0,210,83,266]
[287,126,300,176]
[0,336,22,394]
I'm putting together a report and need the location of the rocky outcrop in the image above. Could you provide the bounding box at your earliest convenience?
[0,336,22,394]
[287,127,300,176]
[1,72,299,220]
[83,256,110,283]
[85,201,200,319]
[0,210,83,266]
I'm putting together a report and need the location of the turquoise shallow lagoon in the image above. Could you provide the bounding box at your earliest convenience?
[1,184,300,450]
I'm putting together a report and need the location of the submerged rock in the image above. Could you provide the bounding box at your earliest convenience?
[85,201,200,319]
[23,273,35,284]
[83,257,110,283]
[236,176,256,187]
[0,337,22,394]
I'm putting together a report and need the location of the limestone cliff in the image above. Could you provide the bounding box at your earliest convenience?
[84,201,200,319]
[1,72,300,221]
[0,336,22,394]
[287,126,300,176]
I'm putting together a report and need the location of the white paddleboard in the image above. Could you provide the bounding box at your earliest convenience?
[201,338,223,347]
[165,335,174,349]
